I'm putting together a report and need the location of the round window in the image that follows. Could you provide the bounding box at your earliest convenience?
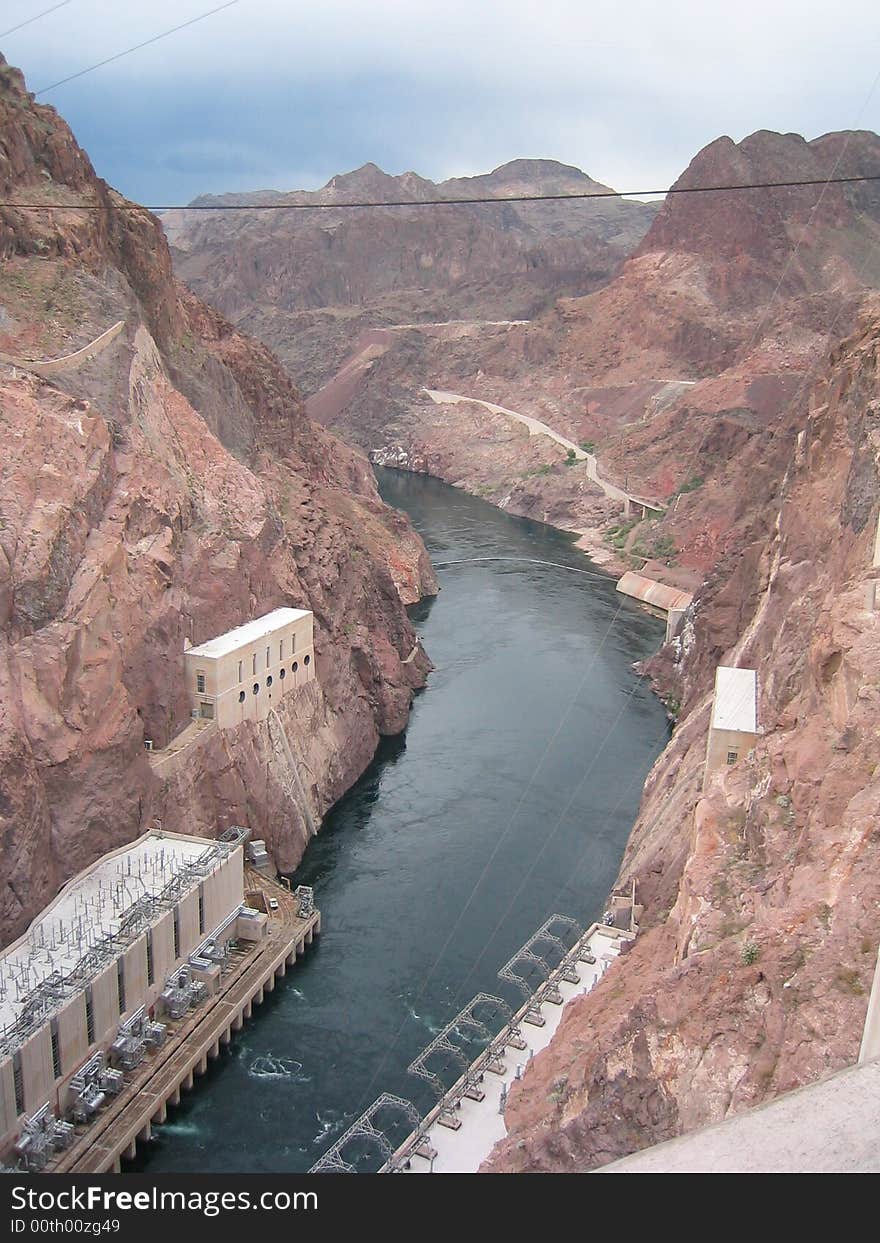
[304,654,311,666]
[238,690,245,703]
[279,668,286,679]
[267,675,273,687]
[292,661,298,672]
[253,683,260,695]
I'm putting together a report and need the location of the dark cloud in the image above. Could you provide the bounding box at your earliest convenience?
[3,0,878,203]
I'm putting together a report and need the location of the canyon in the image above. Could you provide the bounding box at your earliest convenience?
[169,131,880,586]
[2,44,880,1172]
[486,301,880,1169]
[0,56,435,947]
[165,128,880,1168]
[163,158,658,397]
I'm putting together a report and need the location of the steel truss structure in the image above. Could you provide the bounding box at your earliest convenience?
[309,1093,423,1172]
[311,909,630,1174]
[407,993,513,1098]
[497,913,583,999]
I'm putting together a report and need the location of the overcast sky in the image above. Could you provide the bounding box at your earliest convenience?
[3,0,879,204]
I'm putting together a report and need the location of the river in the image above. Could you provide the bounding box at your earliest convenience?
[130,468,668,1173]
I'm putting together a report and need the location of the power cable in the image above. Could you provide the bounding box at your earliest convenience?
[431,555,620,582]
[1,0,72,41]
[3,173,880,210]
[447,648,655,1012]
[33,0,242,96]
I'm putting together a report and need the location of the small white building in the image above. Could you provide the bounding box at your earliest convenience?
[184,607,315,730]
[704,666,759,785]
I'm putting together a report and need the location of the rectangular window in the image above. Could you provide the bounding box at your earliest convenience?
[173,908,181,958]
[117,959,126,1015]
[291,632,296,653]
[50,1019,62,1080]
[726,750,738,765]
[198,886,206,935]
[196,671,206,694]
[146,931,154,985]
[266,646,270,669]
[252,653,256,676]
[85,988,95,1044]
[280,638,284,660]
[13,1052,24,1115]
[238,660,243,683]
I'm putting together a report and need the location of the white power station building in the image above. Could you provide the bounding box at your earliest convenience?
[0,828,264,1166]
[184,607,315,730]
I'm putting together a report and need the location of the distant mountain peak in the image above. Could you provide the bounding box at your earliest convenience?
[320,163,426,201]
[439,158,613,199]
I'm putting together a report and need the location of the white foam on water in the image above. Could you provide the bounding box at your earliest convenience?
[312,1108,355,1144]
[406,1003,445,1035]
[249,1054,309,1082]
[157,1121,204,1139]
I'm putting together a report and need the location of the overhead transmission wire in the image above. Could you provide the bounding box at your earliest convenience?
[443,71,880,1037]
[3,173,880,212]
[32,0,242,96]
[1,0,73,41]
[447,638,658,1016]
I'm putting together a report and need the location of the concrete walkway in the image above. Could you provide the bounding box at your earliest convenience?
[148,717,218,779]
[423,387,587,460]
[0,320,125,378]
[389,319,530,330]
[392,925,628,1175]
[423,388,662,513]
[598,1057,880,1173]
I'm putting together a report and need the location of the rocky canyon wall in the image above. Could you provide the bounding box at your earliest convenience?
[487,303,880,1170]
[0,58,435,944]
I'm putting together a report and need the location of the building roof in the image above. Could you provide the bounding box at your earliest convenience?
[186,607,311,660]
[616,571,694,615]
[0,831,237,1038]
[711,666,758,734]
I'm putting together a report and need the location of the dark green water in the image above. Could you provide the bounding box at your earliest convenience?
[130,468,668,1173]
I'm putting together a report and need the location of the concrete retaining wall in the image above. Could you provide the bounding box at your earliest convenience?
[0,320,125,378]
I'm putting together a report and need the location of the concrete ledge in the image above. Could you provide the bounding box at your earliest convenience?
[597,1057,880,1173]
[0,321,125,377]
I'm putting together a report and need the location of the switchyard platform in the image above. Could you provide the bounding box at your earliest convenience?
[47,872,319,1174]
[389,923,628,1174]
[309,895,639,1175]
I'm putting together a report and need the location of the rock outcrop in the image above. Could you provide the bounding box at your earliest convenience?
[486,302,880,1170]
[178,129,880,576]
[162,158,658,394]
[0,57,436,943]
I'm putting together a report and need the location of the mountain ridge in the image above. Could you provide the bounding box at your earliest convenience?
[0,54,435,942]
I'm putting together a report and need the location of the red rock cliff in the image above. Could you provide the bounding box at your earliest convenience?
[487,302,880,1170]
[0,57,436,943]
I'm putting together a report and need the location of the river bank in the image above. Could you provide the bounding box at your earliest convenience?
[127,468,669,1173]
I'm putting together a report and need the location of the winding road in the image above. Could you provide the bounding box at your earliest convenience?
[422,387,662,513]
